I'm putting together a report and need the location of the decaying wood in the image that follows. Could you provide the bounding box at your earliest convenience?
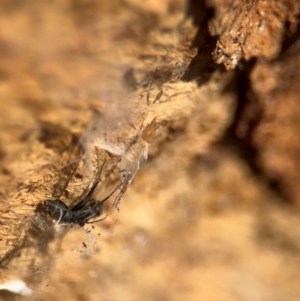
[0,0,300,300]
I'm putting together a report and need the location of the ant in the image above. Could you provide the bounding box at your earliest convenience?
[43,159,120,227]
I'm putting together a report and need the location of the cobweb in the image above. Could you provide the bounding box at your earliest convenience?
[80,68,160,208]
[22,83,159,297]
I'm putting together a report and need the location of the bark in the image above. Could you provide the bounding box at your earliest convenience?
[0,0,299,300]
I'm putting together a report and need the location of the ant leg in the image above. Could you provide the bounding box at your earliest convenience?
[85,158,107,202]
[99,183,122,205]
[71,159,107,211]
[86,214,108,224]
[84,184,121,225]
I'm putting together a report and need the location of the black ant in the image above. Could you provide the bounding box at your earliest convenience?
[43,159,120,227]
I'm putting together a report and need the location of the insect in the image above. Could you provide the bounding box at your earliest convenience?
[43,159,119,227]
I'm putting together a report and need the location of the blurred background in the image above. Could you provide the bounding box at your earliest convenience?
[0,0,300,300]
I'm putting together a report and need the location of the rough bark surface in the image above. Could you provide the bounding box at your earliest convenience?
[0,0,299,300]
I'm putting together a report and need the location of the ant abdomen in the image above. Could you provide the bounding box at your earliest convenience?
[44,199,69,222]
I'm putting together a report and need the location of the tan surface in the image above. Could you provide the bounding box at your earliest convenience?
[0,1,299,300]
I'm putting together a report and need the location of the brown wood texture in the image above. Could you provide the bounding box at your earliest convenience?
[0,0,299,300]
